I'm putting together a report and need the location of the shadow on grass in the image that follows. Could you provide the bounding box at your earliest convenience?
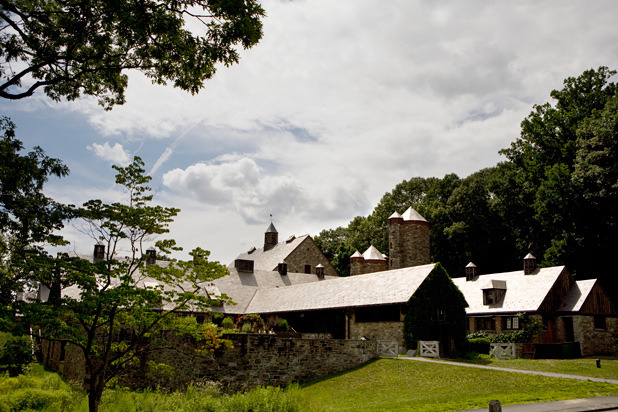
[299,358,380,388]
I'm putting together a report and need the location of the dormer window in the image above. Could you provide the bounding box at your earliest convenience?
[482,280,506,305]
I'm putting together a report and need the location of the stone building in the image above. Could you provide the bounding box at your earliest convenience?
[452,254,617,356]
[232,223,338,277]
[350,206,430,275]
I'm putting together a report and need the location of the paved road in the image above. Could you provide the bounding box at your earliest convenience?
[397,356,618,411]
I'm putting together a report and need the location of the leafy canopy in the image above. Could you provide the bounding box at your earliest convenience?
[0,0,265,107]
[20,157,231,411]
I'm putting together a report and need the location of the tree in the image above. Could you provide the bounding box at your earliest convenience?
[0,117,70,314]
[20,157,231,412]
[496,67,617,293]
[0,0,265,108]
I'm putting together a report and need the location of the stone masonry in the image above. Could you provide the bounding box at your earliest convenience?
[388,208,431,270]
[285,236,338,277]
[42,333,377,392]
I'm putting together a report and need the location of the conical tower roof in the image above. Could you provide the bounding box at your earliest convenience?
[362,245,385,260]
[401,206,428,223]
[266,222,278,233]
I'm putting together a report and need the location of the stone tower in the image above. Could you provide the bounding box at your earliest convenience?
[388,206,430,269]
[349,245,388,275]
[264,222,278,251]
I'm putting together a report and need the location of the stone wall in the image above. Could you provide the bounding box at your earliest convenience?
[285,237,339,277]
[350,258,388,276]
[349,321,404,348]
[574,315,618,356]
[43,334,377,391]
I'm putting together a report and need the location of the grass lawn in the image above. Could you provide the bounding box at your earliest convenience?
[446,355,618,380]
[301,358,618,412]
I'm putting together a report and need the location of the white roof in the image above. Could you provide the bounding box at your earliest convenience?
[452,266,566,315]
[244,263,436,314]
[558,279,597,312]
[401,206,428,222]
[362,245,385,260]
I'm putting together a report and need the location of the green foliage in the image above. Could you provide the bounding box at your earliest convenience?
[234,314,266,333]
[403,264,468,356]
[221,317,234,330]
[265,316,290,332]
[18,157,231,411]
[467,338,490,355]
[0,118,71,312]
[0,0,265,108]
[467,314,542,344]
[0,365,80,411]
[0,334,33,376]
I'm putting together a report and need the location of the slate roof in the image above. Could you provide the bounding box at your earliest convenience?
[210,267,337,314]
[233,234,310,271]
[558,279,597,312]
[244,263,436,314]
[452,266,567,315]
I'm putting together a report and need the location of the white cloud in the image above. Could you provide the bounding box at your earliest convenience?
[87,142,131,166]
[8,0,618,264]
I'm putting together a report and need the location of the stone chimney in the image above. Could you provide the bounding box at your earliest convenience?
[264,222,278,251]
[523,253,537,275]
[146,247,157,266]
[316,263,325,279]
[465,262,478,281]
[94,242,105,262]
[278,262,288,276]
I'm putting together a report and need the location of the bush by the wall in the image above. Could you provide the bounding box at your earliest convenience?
[0,335,33,376]
[468,338,490,354]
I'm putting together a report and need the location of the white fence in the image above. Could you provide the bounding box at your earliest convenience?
[420,341,440,358]
[490,343,516,359]
[377,340,398,357]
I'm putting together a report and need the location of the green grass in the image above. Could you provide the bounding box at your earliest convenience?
[445,355,618,380]
[3,359,618,411]
[300,358,618,411]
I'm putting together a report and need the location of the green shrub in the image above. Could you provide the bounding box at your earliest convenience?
[468,338,490,354]
[221,317,234,330]
[0,335,33,376]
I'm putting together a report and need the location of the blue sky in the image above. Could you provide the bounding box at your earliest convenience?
[2,0,618,265]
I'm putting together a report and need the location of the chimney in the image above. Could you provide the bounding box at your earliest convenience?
[94,242,105,262]
[146,247,157,266]
[278,262,288,276]
[523,253,537,275]
[316,263,325,279]
[264,222,278,251]
[465,262,478,281]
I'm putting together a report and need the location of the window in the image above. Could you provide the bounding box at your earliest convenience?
[483,289,505,305]
[504,316,520,330]
[475,317,495,331]
[304,264,311,274]
[594,315,606,330]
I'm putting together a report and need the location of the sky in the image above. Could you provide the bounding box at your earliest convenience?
[2,0,618,265]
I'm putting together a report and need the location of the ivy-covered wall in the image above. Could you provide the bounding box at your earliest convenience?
[403,263,468,356]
